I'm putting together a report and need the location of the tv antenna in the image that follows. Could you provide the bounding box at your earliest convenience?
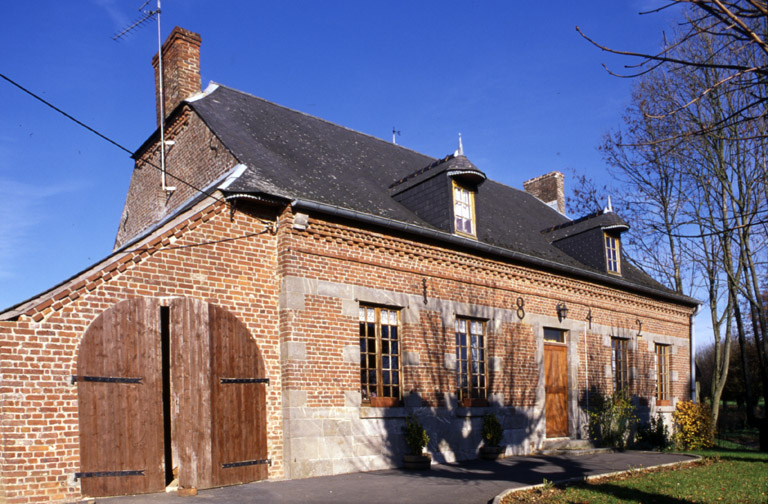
[392,127,401,145]
[114,0,176,192]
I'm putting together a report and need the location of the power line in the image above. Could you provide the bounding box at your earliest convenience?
[122,227,275,254]
[0,72,225,205]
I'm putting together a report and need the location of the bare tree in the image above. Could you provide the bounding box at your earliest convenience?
[578,1,768,134]
[593,24,768,428]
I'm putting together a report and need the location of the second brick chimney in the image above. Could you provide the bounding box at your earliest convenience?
[152,26,202,126]
[523,171,565,214]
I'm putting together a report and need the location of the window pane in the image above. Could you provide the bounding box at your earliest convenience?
[456,317,488,400]
[359,305,401,404]
[544,328,564,342]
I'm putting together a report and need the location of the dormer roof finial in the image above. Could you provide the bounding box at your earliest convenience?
[604,196,613,213]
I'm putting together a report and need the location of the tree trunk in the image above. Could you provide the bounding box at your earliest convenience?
[734,300,757,427]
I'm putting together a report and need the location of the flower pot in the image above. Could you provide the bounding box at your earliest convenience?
[460,397,489,407]
[480,445,504,460]
[403,453,432,470]
[370,396,400,407]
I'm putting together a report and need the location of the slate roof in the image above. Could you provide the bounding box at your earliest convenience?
[543,211,630,242]
[390,153,486,194]
[186,84,695,306]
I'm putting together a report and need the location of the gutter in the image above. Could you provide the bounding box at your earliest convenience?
[290,199,699,308]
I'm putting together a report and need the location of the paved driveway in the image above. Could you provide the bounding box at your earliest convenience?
[94,451,698,504]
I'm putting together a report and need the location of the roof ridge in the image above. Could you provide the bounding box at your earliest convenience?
[388,153,457,189]
[206,83,437,161]
[542,210,603,233]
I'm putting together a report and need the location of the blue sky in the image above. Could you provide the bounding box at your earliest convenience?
[1,1,694,328]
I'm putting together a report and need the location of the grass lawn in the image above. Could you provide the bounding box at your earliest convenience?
[501,440,767,503]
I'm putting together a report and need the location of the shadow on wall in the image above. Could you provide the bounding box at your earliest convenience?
[370,310,546,468]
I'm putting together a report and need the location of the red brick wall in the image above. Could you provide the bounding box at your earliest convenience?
[0,198,694,501]
[0,200,281,503]
[278,212,693,412]
[115,108,238,249]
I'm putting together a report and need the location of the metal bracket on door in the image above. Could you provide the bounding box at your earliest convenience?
[71,375,143,385]
[74,470,145,480]
[222,459,271,469]
[219,377,270,384]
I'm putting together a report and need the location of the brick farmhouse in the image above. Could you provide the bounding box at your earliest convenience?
[0,27,698,502]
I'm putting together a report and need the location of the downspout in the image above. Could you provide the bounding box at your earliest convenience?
[690,304,702,402]
[584,319,589,406]
[584,318,589,436]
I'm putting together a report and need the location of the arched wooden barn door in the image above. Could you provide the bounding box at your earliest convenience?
[76,298,165,497]
[209,303,269,486]
[170,299,268,489]
[77,297,268,497]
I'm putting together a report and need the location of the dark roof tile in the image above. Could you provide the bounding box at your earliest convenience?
[187,84,694,305]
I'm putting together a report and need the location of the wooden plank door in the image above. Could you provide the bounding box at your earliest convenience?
[170,299,268,490]
[544,344,569,438]
[77,298,165,497]
[170,298,214,490]
[209,303,269,486]
[79,297,267,495]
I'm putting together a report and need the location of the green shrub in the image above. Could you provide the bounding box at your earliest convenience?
[403,414,429,455]
[481,413,503,447]
[588,391,638,450]
[672,400,714,450]
[636,412,670,450]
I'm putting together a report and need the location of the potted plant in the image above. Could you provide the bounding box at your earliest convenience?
[460,397,489,407]
[480,413,504,460]
[402,414,431,469]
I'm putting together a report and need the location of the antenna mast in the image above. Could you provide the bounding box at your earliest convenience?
[114,0,175,192]
[392,127,400,145]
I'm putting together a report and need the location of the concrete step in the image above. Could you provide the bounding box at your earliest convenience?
[536,438,613,456]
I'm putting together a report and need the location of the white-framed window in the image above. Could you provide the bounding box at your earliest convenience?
[605,233,621,274]
[656,344,670,406]
[611,338,629,393]
[359,305,401,405]
[455,317,487,401]
[453,181,476,237]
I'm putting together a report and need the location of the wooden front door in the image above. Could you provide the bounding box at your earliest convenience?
[77,298,267,497]
[545,343,568,438]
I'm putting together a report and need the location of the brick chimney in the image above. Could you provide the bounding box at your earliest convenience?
[523,171,565,214]
[152,27,202,126]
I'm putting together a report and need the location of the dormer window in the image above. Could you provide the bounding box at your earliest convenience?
[605,233,621,274]
[453,181,476,237]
